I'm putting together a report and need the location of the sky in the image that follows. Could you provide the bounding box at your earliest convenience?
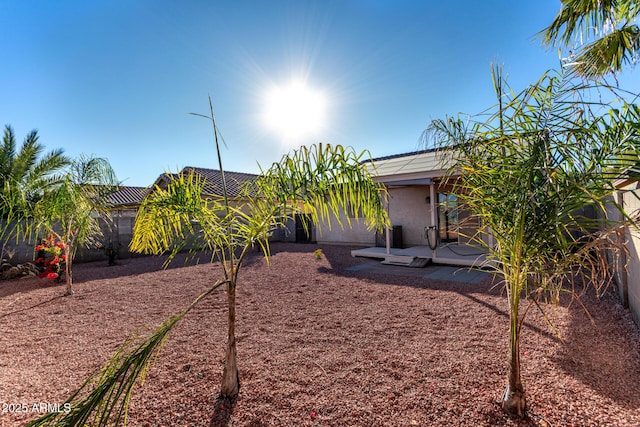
[1,1,638,187]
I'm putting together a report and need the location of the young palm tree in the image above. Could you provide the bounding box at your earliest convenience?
[29,100,389,426]
[540,0,640,77]
[34,155,119,296]
[130,101,389,397]
[426,65,639,417]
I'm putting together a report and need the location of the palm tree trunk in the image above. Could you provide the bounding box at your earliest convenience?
[64,250,73,296]
[502,303,525,417]
[220,280,240,397]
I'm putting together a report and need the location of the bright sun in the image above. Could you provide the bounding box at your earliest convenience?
[263,81,327,142]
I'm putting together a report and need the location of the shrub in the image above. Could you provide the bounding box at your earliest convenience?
[35,235,66,282]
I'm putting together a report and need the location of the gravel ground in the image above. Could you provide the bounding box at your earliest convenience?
[0,243,639,426]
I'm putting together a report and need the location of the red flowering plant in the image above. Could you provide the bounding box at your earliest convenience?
[35,235,66,283]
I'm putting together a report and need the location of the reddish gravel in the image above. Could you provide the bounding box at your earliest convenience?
[0,243,639,426]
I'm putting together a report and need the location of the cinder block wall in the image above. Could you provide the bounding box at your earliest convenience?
[1,209,141,265]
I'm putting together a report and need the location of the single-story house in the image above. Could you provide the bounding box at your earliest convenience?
[315,148,493,267]
[62,157,640,328]
[315,148,640,328]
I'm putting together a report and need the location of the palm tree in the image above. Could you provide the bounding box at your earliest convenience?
[539,0,640,77]
[130,101,389,397]
[34,155,119,296]
[0,125,69,257]
[426,65,639,417]
[28,99,389,426]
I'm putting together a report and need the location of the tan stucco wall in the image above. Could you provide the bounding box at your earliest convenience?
[386,186,434,247]
[315,185,437,247]
[621,188,640,327]
[315,210,377,246]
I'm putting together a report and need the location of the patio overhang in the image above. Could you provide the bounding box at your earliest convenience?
[383,178,433,186]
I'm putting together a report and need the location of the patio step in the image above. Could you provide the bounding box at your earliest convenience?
[408,257,431,268]
[381,255,431,267]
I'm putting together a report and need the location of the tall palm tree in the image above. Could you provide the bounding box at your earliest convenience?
[0,125,69,258]
[34,155,119,296]
[426,65,639,418]
[130,122,389,398]
[540,0,640,77]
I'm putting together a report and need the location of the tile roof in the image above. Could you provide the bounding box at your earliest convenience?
[108,186,149,206]
[178,167,259,198]
[107,168,259,209]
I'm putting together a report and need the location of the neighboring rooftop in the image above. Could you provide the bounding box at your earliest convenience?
[109,186,148,207]
[153,167,259,198]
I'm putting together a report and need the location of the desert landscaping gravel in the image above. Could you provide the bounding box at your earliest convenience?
[1,243,639,426]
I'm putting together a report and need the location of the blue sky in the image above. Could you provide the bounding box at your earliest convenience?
[1,1,638,186]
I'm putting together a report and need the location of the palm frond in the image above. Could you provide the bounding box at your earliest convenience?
[258,143,390,234]
[11,131,44,186]
[27,280,227,427]
[572,26,640,76]
[540,0,618,46]
[24,147,70,193]
[539,0,640,77]
[0,125,17,179]
[130,170,222,257]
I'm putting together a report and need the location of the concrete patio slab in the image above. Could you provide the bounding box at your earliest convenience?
[345,261,492,284]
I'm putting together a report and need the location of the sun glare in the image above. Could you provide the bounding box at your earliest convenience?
[263,81,327,142]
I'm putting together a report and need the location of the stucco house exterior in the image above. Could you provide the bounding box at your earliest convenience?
[315,148,492,267]
[313,148,640,328]
[317,149,450,245]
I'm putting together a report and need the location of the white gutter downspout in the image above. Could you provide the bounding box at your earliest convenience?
[385,196,391,254]
[430,183,437,259]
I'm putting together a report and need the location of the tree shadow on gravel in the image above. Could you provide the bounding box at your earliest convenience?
[313,242,640,414]
[0,248,268,299]
[0,255,199,297]
[0,294,64,319]
[71,248,265,284]
[481,402,547,427]
[0,276,52,299]
[209,396,237,427]
[552,290,640,410]
[311,243,561,343]
[72,253,217,283]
